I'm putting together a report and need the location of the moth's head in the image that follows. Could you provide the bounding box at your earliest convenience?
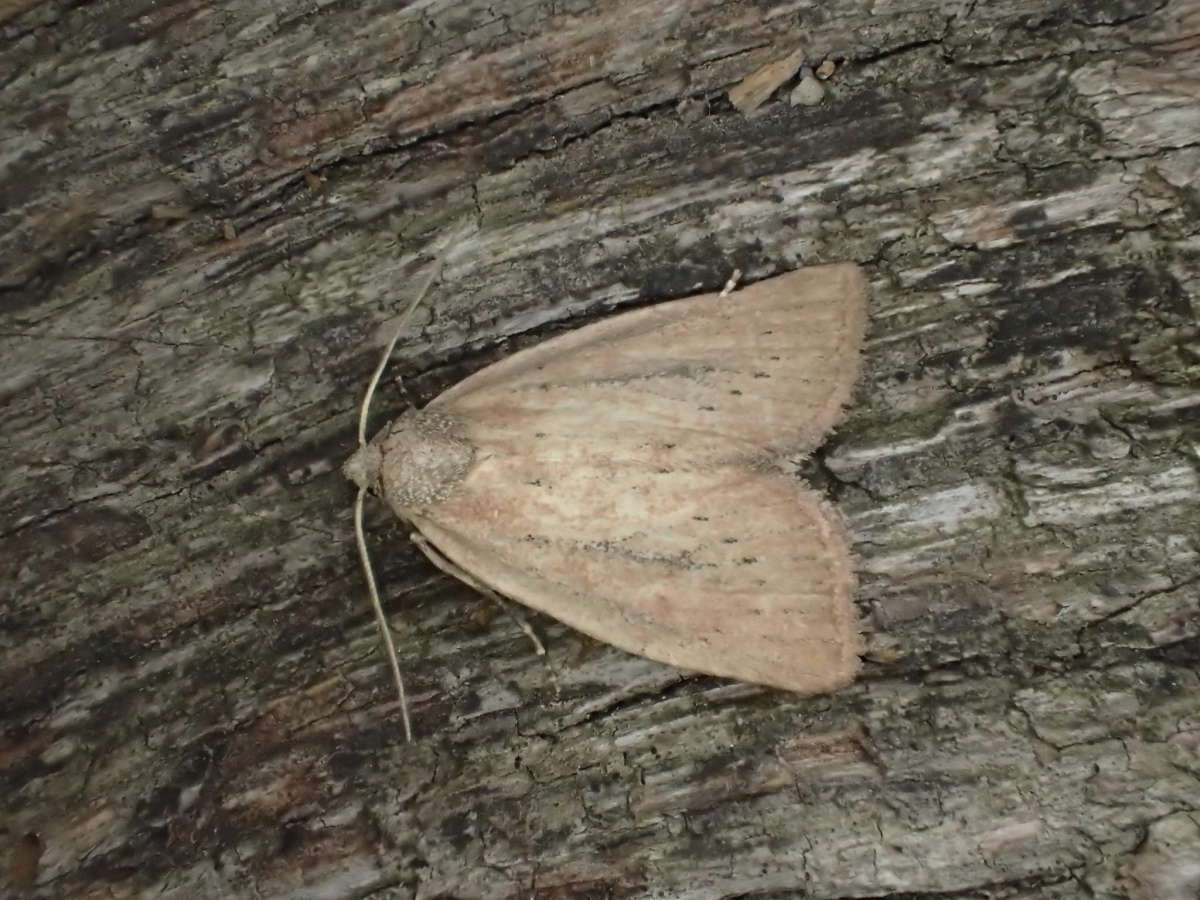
[343,441,383,494]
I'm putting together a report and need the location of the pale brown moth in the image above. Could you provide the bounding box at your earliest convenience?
[346,260,868,740]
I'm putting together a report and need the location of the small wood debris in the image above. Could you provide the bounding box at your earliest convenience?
[729,47,806,113]
[150,204,190,220]
[790,67,826,106]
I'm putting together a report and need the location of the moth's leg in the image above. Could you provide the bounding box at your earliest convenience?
[409,532,547,656]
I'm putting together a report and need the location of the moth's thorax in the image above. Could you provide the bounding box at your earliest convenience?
[343,442,383,493]
[375,407,476,511]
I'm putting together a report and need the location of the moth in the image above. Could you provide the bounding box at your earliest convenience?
[346,261,868,739]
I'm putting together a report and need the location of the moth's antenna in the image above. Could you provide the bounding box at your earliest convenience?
[358,260,445,446]
[354,489,412,741]
[354,253,447,744]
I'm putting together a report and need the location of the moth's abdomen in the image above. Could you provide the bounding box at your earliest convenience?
[378,408,476,511]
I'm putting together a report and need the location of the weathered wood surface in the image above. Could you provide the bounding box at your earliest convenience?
[3,1,1199,897]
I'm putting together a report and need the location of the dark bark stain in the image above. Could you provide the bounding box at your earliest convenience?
[3,504,152,588]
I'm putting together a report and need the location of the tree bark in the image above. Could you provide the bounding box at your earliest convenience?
[3,1,1199,898]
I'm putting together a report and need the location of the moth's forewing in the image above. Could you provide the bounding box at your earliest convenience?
[407,467,860,692]
[435,263,868,458]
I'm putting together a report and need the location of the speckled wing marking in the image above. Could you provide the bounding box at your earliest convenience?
[389,263,868,692]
